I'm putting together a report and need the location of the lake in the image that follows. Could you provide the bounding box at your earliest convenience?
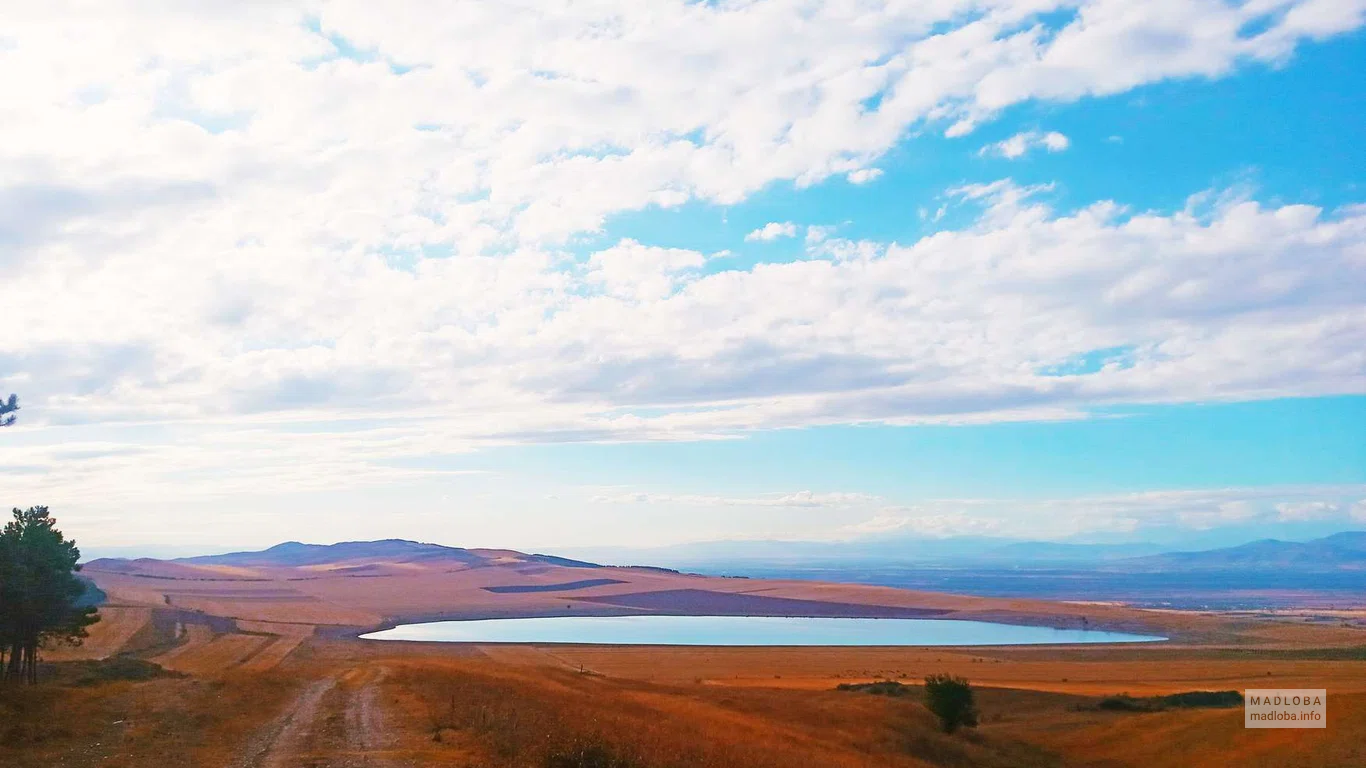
[359,615,1164,646]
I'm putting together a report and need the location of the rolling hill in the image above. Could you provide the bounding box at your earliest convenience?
[1114,531,1366,572]
[175,538,493,567]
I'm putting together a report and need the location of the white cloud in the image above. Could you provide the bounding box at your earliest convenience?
[981,130,1070,159]
[805,225,836,245]
[1,2,1364,512]
[1,1,1353,253]
[584,484,1366,541]
[745,222,798,242]
[5,181,1366,509]
[3,179,1364,485]
[847,168,884,184]
[844,512,1006,537]
[1274,501,1341,522]
[591,491,878,508]
[585,239,709,301]
[841,486,1366,540]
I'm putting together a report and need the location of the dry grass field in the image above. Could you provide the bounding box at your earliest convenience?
[41,606,153,662]
[6,637,1363,767]
[4,549,1361,766]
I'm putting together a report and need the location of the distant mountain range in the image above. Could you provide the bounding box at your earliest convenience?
[560,536,1165,568]
[179,539,487,567]
[1111,531,1366,572]
[86,531,1366,575]
[169,539,607,570]
[563,531,1366,572]
[80,539,608,573]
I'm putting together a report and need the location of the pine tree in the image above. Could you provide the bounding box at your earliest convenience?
[0,507,100,684]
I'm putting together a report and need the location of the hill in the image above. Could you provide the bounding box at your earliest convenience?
[78,537,1192,641]
[175,538,491,567]
[85,538,610,573]
[1115,531,1366,572]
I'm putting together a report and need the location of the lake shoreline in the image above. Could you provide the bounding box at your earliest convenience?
[358,615,1167,647]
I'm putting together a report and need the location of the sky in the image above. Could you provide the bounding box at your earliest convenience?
[1,1,1364,557]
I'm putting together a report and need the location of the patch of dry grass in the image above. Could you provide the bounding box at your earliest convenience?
[382,658,1061,768]
[0,662,299,768]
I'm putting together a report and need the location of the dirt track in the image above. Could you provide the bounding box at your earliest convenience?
[234,666,412,768]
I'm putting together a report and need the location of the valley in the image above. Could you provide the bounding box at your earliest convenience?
[5,539,1364,767]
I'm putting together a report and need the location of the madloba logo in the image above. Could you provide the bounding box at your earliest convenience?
[1245,689,1326,729]
[1248,694,1323,706]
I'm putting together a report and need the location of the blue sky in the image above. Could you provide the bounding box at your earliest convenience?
[596,32,1366,254]
[1,2,1364,555]
[469,398,1366,499]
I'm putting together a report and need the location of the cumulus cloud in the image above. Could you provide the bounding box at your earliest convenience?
[1274,501,1341,521]
[2,2,1365,508]
[846,168,884,184]
[591,491,878,508]
[5,180,1366,507]
[744,222,799,242]
[583,484,1366,540]
[585,239,710,301]
[841,486,1366,539]
[980,130,1071,159]
[3,1,1355,250]
[805,225,837,245]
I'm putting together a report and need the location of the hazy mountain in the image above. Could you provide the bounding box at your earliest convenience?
[567,531,1366,572]
[90,531,1366,576]
[560,537,994,567]
[561,536,1165,568]
[1114,532,1366,572]
[980,541,1166,562]
[523,553,603,569]
[175,539,489,567]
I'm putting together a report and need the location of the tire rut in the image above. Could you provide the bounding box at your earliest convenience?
[235,666,411,768]
[233,676,338,768]
[341,666,411,768]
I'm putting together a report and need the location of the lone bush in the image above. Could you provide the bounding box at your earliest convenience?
[836,680,912,697]
[1097,695,1148,712]
[923,674,978,734]
[1096,690,1243,712]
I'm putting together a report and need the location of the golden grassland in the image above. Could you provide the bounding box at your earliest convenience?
[4,636,1364,767]
[2,554,1360,766]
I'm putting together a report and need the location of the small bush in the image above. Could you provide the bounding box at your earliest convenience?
[836,680,913,697]
[1160,690,1243,708]
[34,657,177,687]
[1096,695,1150,712]
[924,675,978,734]
[73,657,174,685]
[1095,690,1242,712]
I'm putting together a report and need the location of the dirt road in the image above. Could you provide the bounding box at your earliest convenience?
[235,666,412,768]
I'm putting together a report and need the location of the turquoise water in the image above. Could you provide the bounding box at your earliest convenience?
[359,615,1164,646]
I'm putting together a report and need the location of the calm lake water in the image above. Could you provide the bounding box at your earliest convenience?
[360,615,1164,646]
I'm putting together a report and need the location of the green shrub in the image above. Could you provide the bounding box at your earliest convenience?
[1095,690,1242,712]
[924,674,978,734]
[1159,690,1243,708]
[1096,695,1150,712]
[835,680,913,697]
